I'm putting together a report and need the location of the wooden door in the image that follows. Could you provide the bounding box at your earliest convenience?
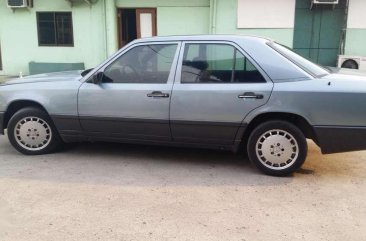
[136,9,157,39]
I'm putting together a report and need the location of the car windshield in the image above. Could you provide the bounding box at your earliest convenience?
[269,42,329,78]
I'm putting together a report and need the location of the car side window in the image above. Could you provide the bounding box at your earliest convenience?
[103,44,177,84]
[181,43,265,83]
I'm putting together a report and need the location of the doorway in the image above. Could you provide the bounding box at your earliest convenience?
[117,8,157,48]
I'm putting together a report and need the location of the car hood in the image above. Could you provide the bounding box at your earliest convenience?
[1,70,83,86]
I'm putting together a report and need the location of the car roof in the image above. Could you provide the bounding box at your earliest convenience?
[132,34,273,44]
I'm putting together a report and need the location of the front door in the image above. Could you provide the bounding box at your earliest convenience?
[118,8,157,48]
[78,42,180,141]
[170,42,273,145]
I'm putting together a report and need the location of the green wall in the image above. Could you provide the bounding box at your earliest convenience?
[115,0,209,7]
[0,0,296,76]
[214,0,294,47]
[115,0,210,36]
[115,0,294,45]
[345,29,366,56]
[4,0,365,75]
[158,7,210,35]
[0,0,108,75]
[0,0,212,75]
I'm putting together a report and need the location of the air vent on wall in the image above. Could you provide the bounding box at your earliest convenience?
[338,55,366,71]
[311,0,339,10]
[7,0,30,8]
[65,0,99,7]
[312,0,339,4]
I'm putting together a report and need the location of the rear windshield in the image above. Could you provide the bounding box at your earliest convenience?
[268,42,329,78]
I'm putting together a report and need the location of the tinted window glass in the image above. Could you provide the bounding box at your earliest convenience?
[37,12,73,46]
[181,43,265,83]
[103,44,177,84]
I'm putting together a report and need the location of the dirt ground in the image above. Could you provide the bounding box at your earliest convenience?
[0,136,365,241]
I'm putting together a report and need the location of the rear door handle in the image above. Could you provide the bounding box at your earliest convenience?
[238,92,264,99]
[147,91,170,98]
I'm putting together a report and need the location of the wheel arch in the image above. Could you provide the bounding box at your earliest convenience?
[241,112,318,146]
[2,100,50,132]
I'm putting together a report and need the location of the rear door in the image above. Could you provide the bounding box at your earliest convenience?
[170,41,273,145]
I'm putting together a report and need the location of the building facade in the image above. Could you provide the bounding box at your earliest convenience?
[0,0,365,76]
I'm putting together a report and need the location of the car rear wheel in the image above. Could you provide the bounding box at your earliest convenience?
[247,120,307,176]
[7,107,61,155]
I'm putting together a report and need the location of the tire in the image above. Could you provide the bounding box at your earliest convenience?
[247,120,307,176]
[7,107,62,155]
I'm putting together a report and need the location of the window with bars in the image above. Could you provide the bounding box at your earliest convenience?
[37,12,74,46]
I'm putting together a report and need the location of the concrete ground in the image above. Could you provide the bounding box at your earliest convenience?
[0,136,365,241]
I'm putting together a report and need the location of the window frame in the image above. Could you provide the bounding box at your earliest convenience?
[177,41,270,84]
[36,11,74,47]
[90,41,181,85]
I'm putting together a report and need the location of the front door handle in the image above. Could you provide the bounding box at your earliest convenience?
[238,92,264,99]
[147,91,170,98]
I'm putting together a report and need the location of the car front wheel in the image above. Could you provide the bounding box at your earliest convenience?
[7,107,61,155]
[247,120,307,176]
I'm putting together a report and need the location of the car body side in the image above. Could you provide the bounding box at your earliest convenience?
[1,35,366,154]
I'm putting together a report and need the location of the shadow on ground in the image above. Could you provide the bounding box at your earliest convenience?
[0,137,331,187]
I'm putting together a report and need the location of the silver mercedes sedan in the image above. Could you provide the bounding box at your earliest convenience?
[1,35,366,176]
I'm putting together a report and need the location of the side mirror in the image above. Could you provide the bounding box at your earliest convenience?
[92,72,104,84]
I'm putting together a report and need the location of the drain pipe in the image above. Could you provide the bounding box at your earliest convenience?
[103,0,118,57]
[103,0,108,59]
[340,0,350,55]
[210,0,217,34]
